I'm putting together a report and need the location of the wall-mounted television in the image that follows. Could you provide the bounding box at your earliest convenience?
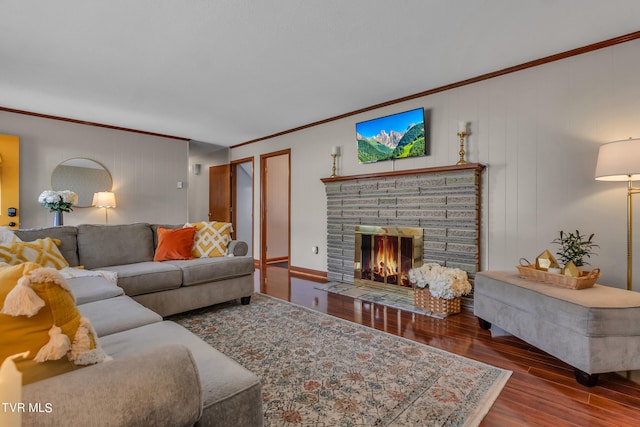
[356,107,426,163]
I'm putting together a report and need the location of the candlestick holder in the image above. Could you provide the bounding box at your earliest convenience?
[456,131,468,165]
[330,153,338,178]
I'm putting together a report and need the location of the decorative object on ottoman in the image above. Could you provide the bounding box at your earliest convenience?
[408,263,472,316]
[516,262,600,290]
[38,190,78,226]
[535,249,559,271]
[552,230,598,268]
[517,230,600,290]
[0,262,109,384]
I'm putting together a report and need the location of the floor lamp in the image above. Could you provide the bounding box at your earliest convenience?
[93,191,116,224]
[595,138,640,291]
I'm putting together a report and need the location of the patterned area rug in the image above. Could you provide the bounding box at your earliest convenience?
[172,293,511,426]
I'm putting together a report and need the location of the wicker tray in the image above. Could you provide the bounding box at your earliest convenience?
[413,288,461,316]
[516,264,600,290]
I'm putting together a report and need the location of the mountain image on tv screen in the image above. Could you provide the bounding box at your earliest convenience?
[356,108,426,163]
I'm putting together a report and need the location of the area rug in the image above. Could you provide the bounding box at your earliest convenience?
[172,293,511,426]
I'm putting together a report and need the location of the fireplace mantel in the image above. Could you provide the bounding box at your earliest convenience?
[321,163,485,184]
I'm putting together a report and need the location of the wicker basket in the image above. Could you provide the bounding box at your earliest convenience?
[413,288,461,316]
[516,264,600,290]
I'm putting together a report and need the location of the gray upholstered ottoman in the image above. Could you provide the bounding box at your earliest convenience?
[474,271,640,386]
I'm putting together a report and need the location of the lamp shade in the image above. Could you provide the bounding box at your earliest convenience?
[92,192,116,208]
[595,138,640,181]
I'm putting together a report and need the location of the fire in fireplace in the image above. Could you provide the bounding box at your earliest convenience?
[354,225,423,294]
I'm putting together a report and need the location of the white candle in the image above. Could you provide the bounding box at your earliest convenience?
[331,146,340,156]
[0,351,29,427]
[458,121,467,133]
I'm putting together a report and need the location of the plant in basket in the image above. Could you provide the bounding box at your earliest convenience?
[552,230,598,268]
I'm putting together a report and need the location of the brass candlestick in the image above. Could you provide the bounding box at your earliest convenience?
[456,131,468,165]
[330,153,338,178]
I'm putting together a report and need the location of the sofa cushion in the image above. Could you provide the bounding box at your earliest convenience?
[77,223,154,269]
[154,226,197,261]
[22,345,202,427]
[66,276,124,305]
[151,223,183,249]
[100,261,183,296]
[186,221,234,257]
[15,226,79,267]
[0,237,70,269]
[0,263,109,385]
[79,296,162,337]
[101,321,262,424]
[164,256,255,287]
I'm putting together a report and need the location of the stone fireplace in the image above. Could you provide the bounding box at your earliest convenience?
[322,163,484,304]
[354,225,423,294]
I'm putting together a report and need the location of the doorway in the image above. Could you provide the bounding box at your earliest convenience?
[260,149,290,269]
[231,158,254,257]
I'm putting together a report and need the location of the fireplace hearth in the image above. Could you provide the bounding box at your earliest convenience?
[354,225,423,295]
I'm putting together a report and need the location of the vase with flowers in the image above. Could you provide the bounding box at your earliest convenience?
[408,263,472,316]
[38,190,78,226]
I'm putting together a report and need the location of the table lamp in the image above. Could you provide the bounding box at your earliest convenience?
[93,191,116,224]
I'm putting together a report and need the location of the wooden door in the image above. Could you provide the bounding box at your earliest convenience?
[208,164,231,222]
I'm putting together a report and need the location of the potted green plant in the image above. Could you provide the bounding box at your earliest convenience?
[552,230,598,268]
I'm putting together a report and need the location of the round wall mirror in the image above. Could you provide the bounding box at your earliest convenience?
[51,158,112,207]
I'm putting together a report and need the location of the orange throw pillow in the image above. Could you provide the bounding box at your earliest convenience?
[154,227,197,261]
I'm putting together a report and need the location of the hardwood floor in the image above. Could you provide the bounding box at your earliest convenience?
[255,265,640,426]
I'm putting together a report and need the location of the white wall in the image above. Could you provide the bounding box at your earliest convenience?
[0,110,190,227]
[187,140,229,222]
[232,38,640,291]
[235,161,253,257]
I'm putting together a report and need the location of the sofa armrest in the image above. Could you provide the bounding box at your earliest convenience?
[228,240,249,256]
[22,345,202,427]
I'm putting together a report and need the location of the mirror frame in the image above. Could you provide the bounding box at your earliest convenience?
[51,158,113,208]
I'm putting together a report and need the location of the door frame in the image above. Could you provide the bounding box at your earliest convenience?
[260,149,291,270]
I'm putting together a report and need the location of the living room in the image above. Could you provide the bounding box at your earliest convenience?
[3,2,640,426]
[5,31,640,291]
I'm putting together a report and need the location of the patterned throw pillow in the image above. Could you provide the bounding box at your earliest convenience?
[185,221,233,258]
[0,238,69,269]
[0,263,110,385]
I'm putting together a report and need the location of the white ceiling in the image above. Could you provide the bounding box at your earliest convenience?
[2,1,640,147]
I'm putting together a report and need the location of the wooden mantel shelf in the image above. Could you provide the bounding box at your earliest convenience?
[320,163,485,183]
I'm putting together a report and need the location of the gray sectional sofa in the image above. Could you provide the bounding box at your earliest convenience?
[15,223,263,426]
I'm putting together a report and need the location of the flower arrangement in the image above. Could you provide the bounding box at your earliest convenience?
[38,190,78,212]
[408,263,472,300]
